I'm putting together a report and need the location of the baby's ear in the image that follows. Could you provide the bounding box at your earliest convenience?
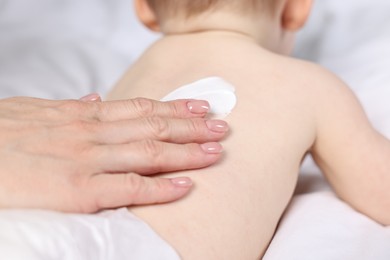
[134,0,160,32]
[281,0,313,31]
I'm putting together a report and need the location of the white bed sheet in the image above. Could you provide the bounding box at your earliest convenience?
[0,0,158,99]
[0,0,389,259]
[0,208,179,260]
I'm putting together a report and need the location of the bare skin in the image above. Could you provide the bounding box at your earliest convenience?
[107,1,390,259]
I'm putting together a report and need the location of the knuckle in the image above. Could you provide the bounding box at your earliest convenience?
[122,174,146,203]
[88,102,105,121]
[124,174,143,190]
[122,174,163,205]
[187,118,206,139]
[68,175,99,213]
[169,101,185,117]
[57,100,85,114]
[82,194,102,214]
[89,195,104,213]
[140,140,164,172]
[142,139,163,157]
[146,117,170,140]
[132,98,156,117]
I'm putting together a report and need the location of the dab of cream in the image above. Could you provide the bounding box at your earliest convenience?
[161,77,237,118]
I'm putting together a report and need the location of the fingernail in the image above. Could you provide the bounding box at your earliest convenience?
[206,120,229,133]
[187,100,210,114]
[80,93,101,102]
[171,177,193,187]
[201,142,223,154]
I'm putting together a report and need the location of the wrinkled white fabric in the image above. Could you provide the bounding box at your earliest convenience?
[0,208,180,260]
[264,192,390,260]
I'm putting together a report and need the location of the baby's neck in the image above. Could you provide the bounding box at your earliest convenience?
[160,10,283,53]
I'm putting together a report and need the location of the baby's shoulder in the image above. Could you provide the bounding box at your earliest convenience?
[270,54,352,98]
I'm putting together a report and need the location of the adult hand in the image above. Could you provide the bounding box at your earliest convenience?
[0,96,228,213]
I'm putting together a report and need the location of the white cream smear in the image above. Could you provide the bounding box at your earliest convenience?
[161,77,237,118]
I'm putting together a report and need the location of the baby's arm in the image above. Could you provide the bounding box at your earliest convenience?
[311,67,390,225]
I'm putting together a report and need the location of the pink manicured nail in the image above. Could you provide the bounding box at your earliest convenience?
[206,120,229,133]
[171,177,193,187]
[79,93,101,102]
[201,142,223,154]
[187,100,210,114]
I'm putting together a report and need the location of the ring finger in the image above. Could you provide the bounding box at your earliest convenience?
[91,140,224,174]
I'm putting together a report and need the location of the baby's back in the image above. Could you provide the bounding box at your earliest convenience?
[108,31,320,259]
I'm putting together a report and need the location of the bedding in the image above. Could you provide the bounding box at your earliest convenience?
[0,209,179,260]
[0,0,158,99]
[0,0,389,259]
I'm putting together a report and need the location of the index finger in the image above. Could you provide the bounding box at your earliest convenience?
[96,98,210,122]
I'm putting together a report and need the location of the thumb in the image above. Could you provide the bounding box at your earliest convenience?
[88,173,193,211]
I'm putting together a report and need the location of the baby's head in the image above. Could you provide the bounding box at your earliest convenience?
[143,1,275,18]
[135,0,312,53]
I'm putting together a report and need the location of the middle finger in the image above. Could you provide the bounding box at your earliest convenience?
[93,117,229,144]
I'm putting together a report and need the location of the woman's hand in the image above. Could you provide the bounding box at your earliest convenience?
[0,96,228,213]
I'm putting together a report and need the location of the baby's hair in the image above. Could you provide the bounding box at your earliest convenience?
[145,0,277,19]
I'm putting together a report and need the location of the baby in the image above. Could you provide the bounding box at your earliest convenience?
[108,0,390,258]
